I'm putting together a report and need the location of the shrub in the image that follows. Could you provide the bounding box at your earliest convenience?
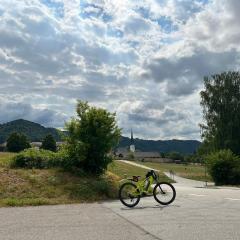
[206,149,240,185]
[11,148,67,169]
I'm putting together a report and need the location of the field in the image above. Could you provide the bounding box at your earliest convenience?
[137,161,212,182]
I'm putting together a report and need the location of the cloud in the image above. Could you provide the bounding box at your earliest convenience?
[0,0,239,140]
[0,102,67,127]
[142,49,239,96]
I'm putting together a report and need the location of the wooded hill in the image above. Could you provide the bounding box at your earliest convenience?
[0,119,63,143]
[119,136,201,154]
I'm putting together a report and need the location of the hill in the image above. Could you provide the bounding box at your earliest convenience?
[0,119,200,153]
[0,119,63,143]
[118,136,201,154]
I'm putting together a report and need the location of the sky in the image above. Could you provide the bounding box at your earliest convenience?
[0,0,239,140]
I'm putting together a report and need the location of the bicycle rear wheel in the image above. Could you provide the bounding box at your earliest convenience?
[119,182,140,208]
[153,182,176,205]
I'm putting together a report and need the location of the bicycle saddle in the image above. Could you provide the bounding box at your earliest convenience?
[132,176,141,182]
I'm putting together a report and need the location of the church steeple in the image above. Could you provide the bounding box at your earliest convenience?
[131,128,134,144]
[130,128,135,152]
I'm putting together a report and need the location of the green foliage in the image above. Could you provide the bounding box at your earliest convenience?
[41,134,57,152]
[160,152,165,158]
[206,149,240,185]
[200,72,240,155]
[0,119,63,143]
[166,151,184,161]
[7,132,31,153]
[11,148,67,169]
[184,154,202,163]
[65,100,121,175]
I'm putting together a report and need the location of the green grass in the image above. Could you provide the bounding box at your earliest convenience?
[137,161,212,182]
[0,167,120,207]
[0,152,16,167]
[108,161,173,182]
[0,151,121,207]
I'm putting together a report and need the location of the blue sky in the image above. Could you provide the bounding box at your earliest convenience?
[0,0,239,140]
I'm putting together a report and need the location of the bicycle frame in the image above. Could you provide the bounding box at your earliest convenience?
[128,175,157,197]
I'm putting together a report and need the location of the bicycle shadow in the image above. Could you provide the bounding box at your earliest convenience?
[121,204,180,211]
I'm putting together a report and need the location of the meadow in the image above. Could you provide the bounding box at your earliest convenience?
[137,161,212,182]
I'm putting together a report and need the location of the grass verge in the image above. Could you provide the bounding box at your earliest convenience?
[0,167,120,207]
[137,161,212,182]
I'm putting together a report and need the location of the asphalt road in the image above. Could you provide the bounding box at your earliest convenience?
[0,178,239,240]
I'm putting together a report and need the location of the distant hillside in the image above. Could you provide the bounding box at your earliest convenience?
[118,136,201,154]
[0,119,201,153]
[0,119,63,143]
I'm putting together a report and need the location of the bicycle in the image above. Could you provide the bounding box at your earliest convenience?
[119,170,176,208]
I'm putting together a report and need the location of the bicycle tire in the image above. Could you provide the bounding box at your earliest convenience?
[119,182,140,208]
[153,182,176,205]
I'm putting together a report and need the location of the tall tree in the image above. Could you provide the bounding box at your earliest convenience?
[7,132,31,152]
[65,100,121,174]
[200,71,240,155]
[41,134,57,152]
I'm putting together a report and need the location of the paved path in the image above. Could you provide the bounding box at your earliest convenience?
[1,187,239,240]
[0,204,155,240]
[103,184,240,240]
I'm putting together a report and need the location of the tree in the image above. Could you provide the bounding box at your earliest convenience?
[200,71,240,155]
[7,132,31,152]
[41,134,57,152]
[166,151,184,161]
[65,100,121,174]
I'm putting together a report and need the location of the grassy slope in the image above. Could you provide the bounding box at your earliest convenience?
[0,153,120,207]
[137,161,212,182]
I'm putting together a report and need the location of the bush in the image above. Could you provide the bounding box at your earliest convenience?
[11,148,67,169]
[206,149,240,185]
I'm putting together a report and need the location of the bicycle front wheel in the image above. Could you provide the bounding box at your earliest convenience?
[153,182,176,205]
[119,182,140,208]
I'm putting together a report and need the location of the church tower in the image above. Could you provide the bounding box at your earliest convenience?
[130,129,135,152]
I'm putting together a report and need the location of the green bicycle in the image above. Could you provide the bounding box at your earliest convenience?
[119,170,176,208]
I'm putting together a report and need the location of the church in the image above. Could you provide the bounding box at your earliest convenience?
[115,130,172,163]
